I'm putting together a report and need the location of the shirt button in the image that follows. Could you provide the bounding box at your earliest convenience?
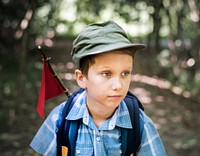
[76,150,80,154]
[96,137,100,141]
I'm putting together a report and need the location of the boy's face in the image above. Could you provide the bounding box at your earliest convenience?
[76,51,133,110]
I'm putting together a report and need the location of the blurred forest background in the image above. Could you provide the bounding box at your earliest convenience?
[0,0,200,155]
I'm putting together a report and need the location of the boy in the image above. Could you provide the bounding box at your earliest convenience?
[30,21,167,156]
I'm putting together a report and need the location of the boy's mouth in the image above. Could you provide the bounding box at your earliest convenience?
[108,95,122,99]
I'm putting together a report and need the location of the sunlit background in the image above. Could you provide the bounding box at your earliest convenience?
[0,0,200,155]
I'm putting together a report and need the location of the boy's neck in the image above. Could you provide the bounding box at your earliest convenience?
[86,104,116,128]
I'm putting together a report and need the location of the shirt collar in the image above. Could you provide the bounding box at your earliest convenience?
[66,91,132,129]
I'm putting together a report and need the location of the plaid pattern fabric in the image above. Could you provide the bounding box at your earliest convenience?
[30,91,167,156]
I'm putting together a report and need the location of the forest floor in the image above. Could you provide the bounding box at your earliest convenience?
[0,41,200,156]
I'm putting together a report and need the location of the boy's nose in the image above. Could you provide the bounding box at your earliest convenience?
[111,78,122,90]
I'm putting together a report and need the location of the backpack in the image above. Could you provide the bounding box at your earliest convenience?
[56,88,144,156]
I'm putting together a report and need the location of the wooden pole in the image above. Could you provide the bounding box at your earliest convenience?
[38,46,71,97]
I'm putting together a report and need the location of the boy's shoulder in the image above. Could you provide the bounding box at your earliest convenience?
[45,101,67,125]
[51,101,66,115]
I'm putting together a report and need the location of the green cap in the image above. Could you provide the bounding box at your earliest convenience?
[71,21,145,64]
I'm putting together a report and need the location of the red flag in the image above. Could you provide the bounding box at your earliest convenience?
[37,59,64,118]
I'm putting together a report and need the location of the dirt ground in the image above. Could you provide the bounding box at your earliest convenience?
[1,41,200,155]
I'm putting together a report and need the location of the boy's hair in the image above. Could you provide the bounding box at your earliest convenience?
[79,49,135,76]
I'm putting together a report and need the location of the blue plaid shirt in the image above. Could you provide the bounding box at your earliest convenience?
[30,91,167,156]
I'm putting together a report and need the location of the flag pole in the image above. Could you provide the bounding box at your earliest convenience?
[38,46,71,98]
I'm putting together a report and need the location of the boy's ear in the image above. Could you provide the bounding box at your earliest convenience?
[75,69,86,89]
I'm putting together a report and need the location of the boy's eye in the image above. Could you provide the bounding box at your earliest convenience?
[102,71,111,77]
[121,71,130,77]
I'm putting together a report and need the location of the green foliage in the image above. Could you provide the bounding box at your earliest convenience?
[0,1,200,155]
